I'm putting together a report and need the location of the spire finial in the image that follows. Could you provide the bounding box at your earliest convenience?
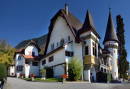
[109,0,111,12]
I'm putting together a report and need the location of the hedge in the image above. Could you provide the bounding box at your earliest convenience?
[96,71,111,82]
[0,64,7,80]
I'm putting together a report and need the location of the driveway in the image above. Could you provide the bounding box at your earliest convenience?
[7,77,130,89]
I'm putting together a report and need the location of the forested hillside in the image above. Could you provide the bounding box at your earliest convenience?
[15,34,48,54]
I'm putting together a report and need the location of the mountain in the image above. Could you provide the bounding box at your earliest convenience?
[15,34,48,54]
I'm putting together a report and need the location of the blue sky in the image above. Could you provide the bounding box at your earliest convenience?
[0,0,130,63]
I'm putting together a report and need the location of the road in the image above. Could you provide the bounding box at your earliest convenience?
[7,77,130,89]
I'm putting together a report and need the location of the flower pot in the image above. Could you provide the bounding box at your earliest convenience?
[31,77,34,81]
[62,78,66,84]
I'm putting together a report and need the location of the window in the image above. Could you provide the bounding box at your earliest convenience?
[51,43,54,51]
[85,46,89,55]
[32,52,35,56]
[32,62,38,66]
[92,42,97,57]
[68,36,70,41]
[49,56,53,62]
[65,51,73,57]
[57,42,58,47]
[60,39,64,46]
[17,66,23,71]
[115,72,116,76]
[42,60,46,65]
[18,56,21,60]
[114,50,115,53]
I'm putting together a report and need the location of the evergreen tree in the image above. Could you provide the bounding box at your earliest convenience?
[116,15,129,79]
[0,38,16,68]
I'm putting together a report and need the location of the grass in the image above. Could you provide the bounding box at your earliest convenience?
[24,78,62,82]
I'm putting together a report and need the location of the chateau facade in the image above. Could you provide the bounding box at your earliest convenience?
[13,4,119,82]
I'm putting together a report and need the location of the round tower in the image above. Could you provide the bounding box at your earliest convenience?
[103,9,119,80]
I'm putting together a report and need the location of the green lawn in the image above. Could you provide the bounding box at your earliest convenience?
[24,78,62,82]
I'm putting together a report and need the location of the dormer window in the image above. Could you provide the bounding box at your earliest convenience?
[60,39,64,46]
[18,56,21,60]
[68,36,70,42]
[51,43,54,51]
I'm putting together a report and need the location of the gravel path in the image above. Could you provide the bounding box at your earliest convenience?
[7,77,130,89]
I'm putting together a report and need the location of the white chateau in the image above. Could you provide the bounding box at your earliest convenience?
[10,4,119,82]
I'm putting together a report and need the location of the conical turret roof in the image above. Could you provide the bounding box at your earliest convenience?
[79,10,100,39]
[103,10,119,44]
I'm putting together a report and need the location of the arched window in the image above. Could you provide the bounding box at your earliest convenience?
[18,56,21,60]
[60,39,64,46]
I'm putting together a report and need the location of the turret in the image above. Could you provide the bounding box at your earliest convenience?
[103,9,119,79]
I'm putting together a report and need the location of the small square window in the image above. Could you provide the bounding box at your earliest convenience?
[49,56,53,62]
[32,62,38,66]
[42,60,46,65]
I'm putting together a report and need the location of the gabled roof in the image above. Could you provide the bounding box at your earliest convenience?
[103,10,119,44]
[78,10,101,39]
[15,40,41,53]
[15,47,24,53]
[24,40,41,52]
[44,9,83,55]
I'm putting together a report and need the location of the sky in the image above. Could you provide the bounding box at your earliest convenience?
[0,0,130,63]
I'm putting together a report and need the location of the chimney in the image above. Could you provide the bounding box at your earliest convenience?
[65,3,68,16]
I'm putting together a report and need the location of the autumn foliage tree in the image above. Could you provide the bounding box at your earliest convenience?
[0,38,16,68]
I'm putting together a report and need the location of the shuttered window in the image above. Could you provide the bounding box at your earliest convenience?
[42,60,46,65]
[17,66,23,71]
[65,51,73,57]
[49,56,53,62]
[32,62,38,66]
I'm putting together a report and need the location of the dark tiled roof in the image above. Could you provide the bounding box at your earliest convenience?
[102,49,111,54]
[15,47,24,53]
[24,40,41,52]
[78,10,101,39]
[103,11,119,44]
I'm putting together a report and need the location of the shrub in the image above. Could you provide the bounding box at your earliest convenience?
[0,64,7,80]
[68,56,83,81]
[96,71,111,82]
[40,69,46,78]
[30,73,35,77]
[44,66,53,78]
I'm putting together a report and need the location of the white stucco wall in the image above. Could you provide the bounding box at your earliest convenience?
[40,48,66,78]
[25,61,40,78]
[25,44,38,56]
[8,66,15,76]
[46,16,75,54]
[104,41,118,79]
[15,53,25,77]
